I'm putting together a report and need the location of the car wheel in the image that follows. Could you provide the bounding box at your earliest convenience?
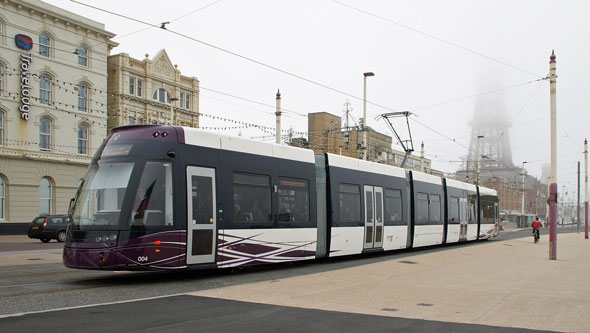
[41,238,50,243]
[57,231,66,243]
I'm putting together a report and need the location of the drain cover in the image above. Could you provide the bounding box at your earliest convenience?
[417,303,434,307]
[399,260,418,264]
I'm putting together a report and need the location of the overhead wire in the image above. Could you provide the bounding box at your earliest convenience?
[12,1,563,173]
[69,0,399,113]
[330,0,544,79]
[498,80,544,138]
[409,78,547,113]
[95,0,224,47]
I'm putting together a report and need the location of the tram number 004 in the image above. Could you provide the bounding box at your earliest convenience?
[137,256,149,262]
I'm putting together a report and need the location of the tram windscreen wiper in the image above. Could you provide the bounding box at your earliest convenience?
[134,180,156,219]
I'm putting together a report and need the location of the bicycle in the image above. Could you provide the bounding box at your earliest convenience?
[532,229,540,243]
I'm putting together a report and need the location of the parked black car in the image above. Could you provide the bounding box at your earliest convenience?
[27,215,70,243]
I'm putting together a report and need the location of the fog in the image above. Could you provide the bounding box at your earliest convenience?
[47,0,590,198]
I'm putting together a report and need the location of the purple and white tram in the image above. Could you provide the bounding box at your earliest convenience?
[63,125,500,271]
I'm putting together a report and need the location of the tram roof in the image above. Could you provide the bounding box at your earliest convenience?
[182,127,315,164]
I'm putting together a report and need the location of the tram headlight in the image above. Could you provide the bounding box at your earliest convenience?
[101,235,109,242]
[109,234,117,241]
[95,236,102,243]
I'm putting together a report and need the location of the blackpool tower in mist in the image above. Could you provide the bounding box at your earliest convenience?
[465,91,515,172]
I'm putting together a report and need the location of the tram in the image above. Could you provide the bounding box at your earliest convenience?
[63,125,500,271]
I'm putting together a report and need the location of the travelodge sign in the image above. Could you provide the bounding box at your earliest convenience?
[15,34,33,120]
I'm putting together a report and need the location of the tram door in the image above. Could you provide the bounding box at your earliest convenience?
[363,186,384,250]
[186,166,216,265]
[459,198,468,241]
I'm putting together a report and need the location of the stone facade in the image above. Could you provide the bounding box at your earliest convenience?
[0,0,116,223]
[107,50,199,132]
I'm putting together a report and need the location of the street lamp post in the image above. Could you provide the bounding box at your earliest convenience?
[362,72,375,161]
[521,161,528,228]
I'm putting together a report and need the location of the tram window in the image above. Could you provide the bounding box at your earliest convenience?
[338,183,361,224]
[467,196,477,224]
[460,198,467,223]
[233,173,272,224]
[278,177,309,223]
[449,196,460,224]
[384,189,403,225]
[416,192,429,224]
[430,194,441,223]
[482,200,495,223]
[365,190,373,223]
[130,162,174,228]
[191,176,213,225]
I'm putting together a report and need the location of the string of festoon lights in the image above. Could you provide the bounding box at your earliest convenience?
[1,138,99,157]
[3,65,312,136]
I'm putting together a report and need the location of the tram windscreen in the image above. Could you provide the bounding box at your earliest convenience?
[72,162,134,227]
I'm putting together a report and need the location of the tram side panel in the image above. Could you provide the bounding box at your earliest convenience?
[410,171,445,248]
[325,154,409,257]
[444,179,479,244]
[478,186,500,239]
[212,143,318,269]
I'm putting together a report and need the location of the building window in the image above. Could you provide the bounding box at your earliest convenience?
[78,124,88,155]
[78,83,88,111]
[0,175,5,220]
[77,46,88,66]
[39,74,51,105]
[39,177,52,216]
[0,64,4,92]
[137,79,143,97]
[129,77,135,95]
[39,33,50,57]
[0,111,4,146]
[180,92,191,109]
[39,117,51,151]
[152,88,170,104]
[0,20,4,45]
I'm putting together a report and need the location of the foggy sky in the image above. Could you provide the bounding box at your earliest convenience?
[45,0,590,201]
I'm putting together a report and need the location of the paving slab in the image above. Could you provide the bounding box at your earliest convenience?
[0,235,63,266]
[190,233,590,332]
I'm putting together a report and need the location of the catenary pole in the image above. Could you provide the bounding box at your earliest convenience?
[585,138,588,239]
[275,90,281,144]
[362,72,374,160]
[576,161,580,233]
[549,50,558,260]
